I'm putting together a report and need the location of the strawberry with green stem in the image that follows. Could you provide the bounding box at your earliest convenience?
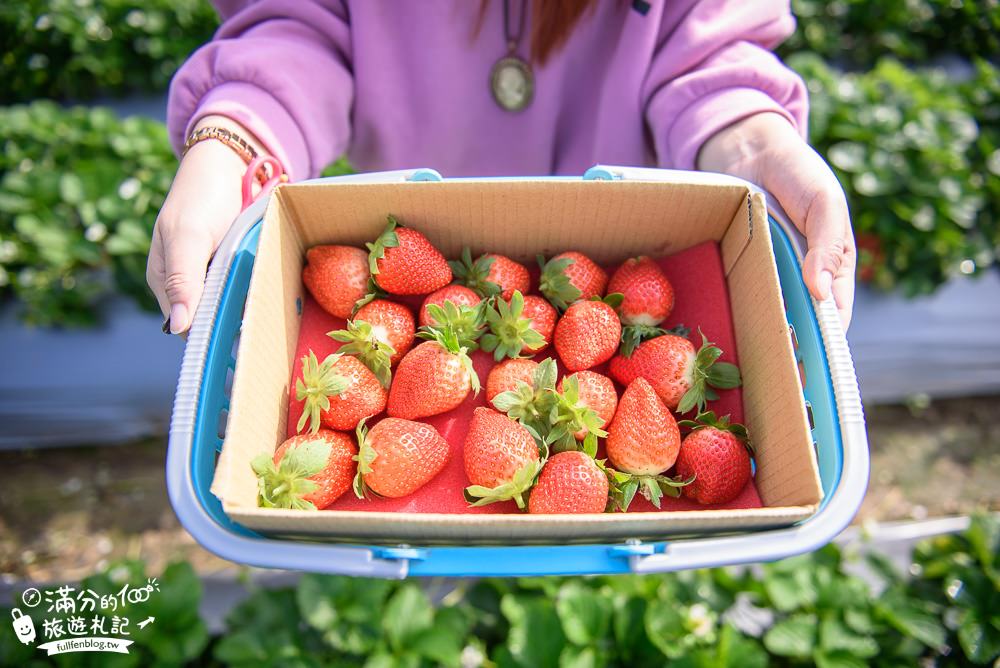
[419,285,481,328]
[481,290,548,361]
[491,357,558,438]
[366,215,452,295]
[295,351,387,433]
[538,251,608,311]
[353,418,450,499]
[449,247,530,300]
[604,377,692,509]
[609,329,741,413]
[419,299,487,350]
[328,300,415,388]
[388,320,481,420]
[676,411,753,505]
[463,407,544,509]
[547,371,616,456]
[252,430,356,510]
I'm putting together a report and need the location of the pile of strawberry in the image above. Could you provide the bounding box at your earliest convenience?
[253,216,754,515]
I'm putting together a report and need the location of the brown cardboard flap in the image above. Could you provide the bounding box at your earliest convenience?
[210,174,822,542]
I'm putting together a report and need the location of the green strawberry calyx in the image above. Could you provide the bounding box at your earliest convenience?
[448,246,501,298]
[365,215,401,278]
[481,290,547,361]
[251,438,332,511]
[295,351,352,434]
[464,458,544,510]
[604,467,695,512]
[491,357,559,438]
[620,323,690,358]
[591,292,624,309]
[546,373,608,458]
[418,321,482,396]
[327,320,396,389]
[678,411,754,455]
[420,299,487,350]
[677,330,742,415]
[538,254,582,311]
[352,419,381,500]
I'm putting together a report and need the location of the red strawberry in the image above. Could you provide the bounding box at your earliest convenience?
[675,412,753,505]
[609,330,741,414]
[295,351,387,433]
[387,326,480,419]
[521,295,557,353]
[528,451,609,514]
[328,300,415,387]
[608,256,675,326]
[554,296,622,372]
[353,418,449,498]
[419,285,481,328]
[486,358,539,403]
[482,291,548,360]
[301,245,370,318]
[605,378,688,508]
[558,371,617,441]
[450,247,530,299]
[538,251,608,310]
[463,407,542,509]
[252,430,357,510]
[366,216,452,295]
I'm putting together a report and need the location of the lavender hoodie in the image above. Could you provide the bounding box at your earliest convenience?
[168,1,807,181]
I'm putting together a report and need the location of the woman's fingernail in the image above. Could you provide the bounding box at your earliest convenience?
[169,303,188,335]
[818,271,834,299]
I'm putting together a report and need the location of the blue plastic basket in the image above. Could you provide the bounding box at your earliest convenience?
[166,166,869,578]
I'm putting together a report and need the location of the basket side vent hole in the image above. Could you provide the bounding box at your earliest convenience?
[224,366,235,397]
[217,408,229,441]
[804,401,815,431]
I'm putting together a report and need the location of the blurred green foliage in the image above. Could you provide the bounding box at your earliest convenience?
[791,55,1000,296]
[2,512,997,667]
[0,0,219,102]
[0,102,173,325]
[780,0,1000,67]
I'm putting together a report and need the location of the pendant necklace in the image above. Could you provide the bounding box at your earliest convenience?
[490,0,534,112]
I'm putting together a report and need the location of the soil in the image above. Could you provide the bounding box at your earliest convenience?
[2,394,998,583]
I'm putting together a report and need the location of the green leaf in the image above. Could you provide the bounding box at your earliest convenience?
[819,613,878,658]
[957,608,1000,664]
[762,614,817,658]
[876,600,946,649]
[555,581,611,646]
[814,649,869,668]
[382,584,434,652]
[643,598,688,658]
[500,594,566,668]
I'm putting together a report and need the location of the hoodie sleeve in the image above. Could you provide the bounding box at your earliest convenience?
[166,0,353,181]
[642,0,808,171]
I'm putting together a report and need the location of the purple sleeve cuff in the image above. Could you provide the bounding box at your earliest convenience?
[176,82,311,182]
[667,86,805,171]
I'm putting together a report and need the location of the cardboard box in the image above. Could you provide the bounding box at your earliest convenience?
[210,175,822,544]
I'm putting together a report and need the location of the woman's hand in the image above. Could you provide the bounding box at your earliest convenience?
[698,112,856,329]
[147,116,260,334]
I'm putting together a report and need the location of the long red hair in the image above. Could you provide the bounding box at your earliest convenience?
[477,0,600,66]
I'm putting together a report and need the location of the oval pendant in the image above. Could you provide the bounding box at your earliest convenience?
[490,56,534,112]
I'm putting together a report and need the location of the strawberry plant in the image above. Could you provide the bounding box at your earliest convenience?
[2,513,998,666]
[0,0,219,102]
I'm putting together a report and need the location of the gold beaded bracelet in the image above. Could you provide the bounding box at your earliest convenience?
[183,126,269,184]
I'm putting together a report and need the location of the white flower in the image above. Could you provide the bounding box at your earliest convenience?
[118,177,141,200]
[0,240,17,262]
[85,223,108,243]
